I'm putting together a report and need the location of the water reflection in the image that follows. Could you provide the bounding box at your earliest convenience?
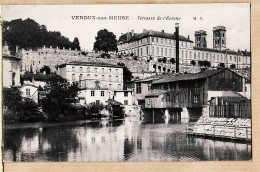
[3,116,251,162]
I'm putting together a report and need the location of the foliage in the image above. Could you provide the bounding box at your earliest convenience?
[117,63,133,83]
[2,87,45,122]
[85,103,106,116]
[230,64,236,69]
[40,65,51,74]
[158,58,162,63]
[134,56,138,60]
[190,60,196,66]
[82,51,87,56]
[93,29,118,53]
[170,58,176,64]
[101,53,111,58]
[162,57,167,63]
[218,63,225,68]
[42,82,79,121]
[2,18,80,53]
[198,60,211,67]
[130,52,134,56]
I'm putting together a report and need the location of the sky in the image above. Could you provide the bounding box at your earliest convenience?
[2,4,250,51]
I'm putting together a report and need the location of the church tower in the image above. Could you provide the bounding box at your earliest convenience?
[213,26,226,51]
[194,30,207,48]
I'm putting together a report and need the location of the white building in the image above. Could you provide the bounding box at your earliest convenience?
[21,73,64,87]
[20,84,39,103]
[2,43,21,88]
[57,62,124,91]
[113,90,133,106]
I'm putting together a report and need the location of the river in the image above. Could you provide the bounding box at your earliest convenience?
[3,116,251,162]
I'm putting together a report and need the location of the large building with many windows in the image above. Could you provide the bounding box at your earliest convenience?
[117,26,250,70]
[56,62,124,91]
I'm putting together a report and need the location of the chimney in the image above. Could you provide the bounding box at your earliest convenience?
[161,30,164,33]
[187,35,190,39]
[175,23,180,73]
[143,29,147,33]
[131,30,134,36]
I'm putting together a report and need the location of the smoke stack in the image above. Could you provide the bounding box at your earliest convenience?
[175,23,179,73]
[161,30,164,33]
[187,35,190,39]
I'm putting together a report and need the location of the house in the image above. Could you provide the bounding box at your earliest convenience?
[78,79,113,106]
[56,61,124,91]
[126,74,165,106]
[20,84,39,103]
[2,50,21,88]
[21,73,64,87]
[145,68,247,118]
[113,90,133,106]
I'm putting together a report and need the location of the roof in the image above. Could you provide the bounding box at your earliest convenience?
[131,74,165,83]
[108,99,123,106]
[214,96,250,103]
[118,30,193,44]
[145,90,167,97]
[21,73,64,81]
[193,47,250,56]
[57,61,123,68]
[20,84,38,88]
[2,53,21,61]
[153,68,240,84]
[68,103,85,109]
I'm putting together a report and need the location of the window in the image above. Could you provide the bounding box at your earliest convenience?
[109,68,111,73]
[87,67,90,72]
[102,68,104,73]
[157,47,159,55]
[72,74,75,81]
[245,87,247,92]
[152,37,154,42]
[147,99,150,105]
[166,95,170,103]
[26,88,30,96]
[152,46,154,55]
[96,100,100,105]
[116,69,118,74]
[146,47,148,55]
[109,75,112,81]
[124,91,128,97]
[161,48,163,56]
[194,52,196,59]
[136,83,141,94]
[101,91,105,96]
[169,49,172,57]
[124,100,128,105]
[94,68,97,72]
[148,86,151,91]
[72,66,75,72]
[79,74,82,81]
[118,84,121,90]
[141,48,143,56]
[80,67,82,72]
[109,84,112,90]
[87,74,90,78]
[165,48,167,56]
[116,76,119,82]
[91,91,95,96]
[194,95,199,103]
[102,75,105,80]
[156,38,158,43]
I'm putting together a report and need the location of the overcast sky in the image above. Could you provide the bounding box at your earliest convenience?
[2,4,250,51]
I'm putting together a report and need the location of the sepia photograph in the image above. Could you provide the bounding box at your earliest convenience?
[2,4,251,162]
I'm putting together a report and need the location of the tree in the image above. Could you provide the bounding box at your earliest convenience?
[93,29,118,53]
[2,18,81,52]
[162,57,167,63]
[190,60,196,66]
[230,64,236,69]
[42,81,79,121]
[117,63,133,83]
[218,63,225,68]
[71,37,81,50]
[40,65,51,74]
[170,58,176,64]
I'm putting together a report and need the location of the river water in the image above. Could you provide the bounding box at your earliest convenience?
[3,116,251,162]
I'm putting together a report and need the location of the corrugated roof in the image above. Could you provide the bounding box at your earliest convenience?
[153,69,225,84]
[57,61,123,68]
[119,30,193,43]
[217,96,250,103]
[21,73,64,81]
[145,90,167,97]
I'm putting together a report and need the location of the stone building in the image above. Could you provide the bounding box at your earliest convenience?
[117,26,250,71]
[56,62,124,91]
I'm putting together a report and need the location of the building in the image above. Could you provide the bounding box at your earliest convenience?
[2,43,21,88]
[21,73,64,87]
[126,74,165,106]
[57,62,124,91]
[118,27,250,70]
[20,84,39,103]
[78,79,112,106]
[145,68,247,118]
[113,90,133,106]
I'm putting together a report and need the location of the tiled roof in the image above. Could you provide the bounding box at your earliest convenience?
[193,47,251,56]
[132,74,166,82]
[145,90,167,97]
[119,30,193,43]
[21,73,64,81]
[217,96,249,103]
[152,68,226,84]
[57,61,123,68]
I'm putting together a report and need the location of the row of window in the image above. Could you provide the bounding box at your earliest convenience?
[71,66,121,74]
[72,74,122,82]
[146,95,199,104]
[91,90,105,97]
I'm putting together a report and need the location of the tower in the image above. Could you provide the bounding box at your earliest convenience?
[194,30,207,48]
[213,26,226,51]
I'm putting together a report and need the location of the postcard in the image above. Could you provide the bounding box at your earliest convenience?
[1,4,251,163]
